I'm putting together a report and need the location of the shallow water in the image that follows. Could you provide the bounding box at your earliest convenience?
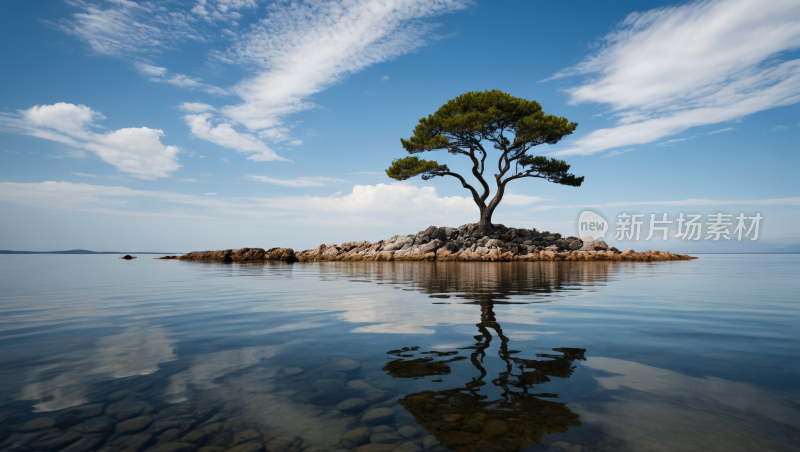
[0,255,798,452]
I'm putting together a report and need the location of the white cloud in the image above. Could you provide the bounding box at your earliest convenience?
[71,172,98,177]
[770,125,790,131]
[245,175,346,187]
[178,102,216,113]
[0,103,181,179]
[532,196,800,211]
[382,75,390,81]
[0,182,478,226]
[135,63,229,95]
[183,113,289,162]
[192,0,260,24]
[216,0,469,132]
[502,194,549,205]
[548,0,800,156]
[59,0,204,58]
[707,127,734,134]
[205,192,217,195]
[58,0,470,162]
[601,148,635,158]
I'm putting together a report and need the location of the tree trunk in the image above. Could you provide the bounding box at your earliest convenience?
[477,210,495,236]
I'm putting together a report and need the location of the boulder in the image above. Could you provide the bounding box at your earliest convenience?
[361,408,395,425]
[341,427,370,449]
[16,417,55,432]
[115,415,153,434]
[57,404,105,427]
[337,398,368,414]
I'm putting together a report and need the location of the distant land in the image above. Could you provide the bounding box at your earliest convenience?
[0,250,181,255]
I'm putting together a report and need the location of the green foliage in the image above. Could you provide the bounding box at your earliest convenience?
[399,89,578,154]
[386,156,448,181]
[518,155,584,187]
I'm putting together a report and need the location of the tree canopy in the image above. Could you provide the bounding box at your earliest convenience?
[386,90,584,233]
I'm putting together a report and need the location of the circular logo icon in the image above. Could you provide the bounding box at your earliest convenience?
[575,208,609,241]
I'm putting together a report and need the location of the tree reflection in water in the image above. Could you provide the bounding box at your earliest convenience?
[385,301,585,452]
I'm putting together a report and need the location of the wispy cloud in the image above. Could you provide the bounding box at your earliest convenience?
[0,181,478,226]
[707,127,734,134]
[502,194,550,206]
[770,125,790,131]
[245,175,346,187]
[71,172,98,177]
[532,196,800,211]
[135,63,229,96]
[0,103,181,179]
[382,75,390,81]
[214,0,470,133]
[178,102,216,113]
[58,0,204,58]
[547,0,800,156]
[601,148,635,158]
[57,0,471,162]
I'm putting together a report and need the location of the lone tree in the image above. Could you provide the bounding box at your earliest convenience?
[386,90,584,235]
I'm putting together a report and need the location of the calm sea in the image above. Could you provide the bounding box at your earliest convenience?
[0,255,798,452]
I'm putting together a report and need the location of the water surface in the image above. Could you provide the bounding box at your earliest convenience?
[0,255,798,452]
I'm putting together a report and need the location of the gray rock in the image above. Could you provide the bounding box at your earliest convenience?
[361,408,395,425]
[107,390,136,401]
[578,241,595,251]
[265,435,303,452]
[337,398,368,413]
[395,443,423,452]
[593,240,608,250]
[422,435,440,452]
[418,239,443,254]
[60,434,104,452]
[16,417,55,432]
[70,416,116,434]
[372,426,395,434]
[115,415,153,434]
[485,239,504,248]
[397,426,418,439]
[149,442,197,452]
[319,371,348,380]
[370,433,402,444]
[474,247,488,257]
[568,240,582,250]
[109,432,153,451]
[30,430,82,450]
[341,427,370,449]
[233,429,261,444]
[106,400,153,420]
[226,442,264,452]
[314,379,345,393]
[56,404,105,426]
[354,444,397,452]
[153,421,183,433]
[326,359,362,372]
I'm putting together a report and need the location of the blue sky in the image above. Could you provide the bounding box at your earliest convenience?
[1,0,798,252]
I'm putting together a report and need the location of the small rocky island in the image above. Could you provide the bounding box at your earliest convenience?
[176,223,695,263]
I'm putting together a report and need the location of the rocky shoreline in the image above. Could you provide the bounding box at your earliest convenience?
[177,224,696,263]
